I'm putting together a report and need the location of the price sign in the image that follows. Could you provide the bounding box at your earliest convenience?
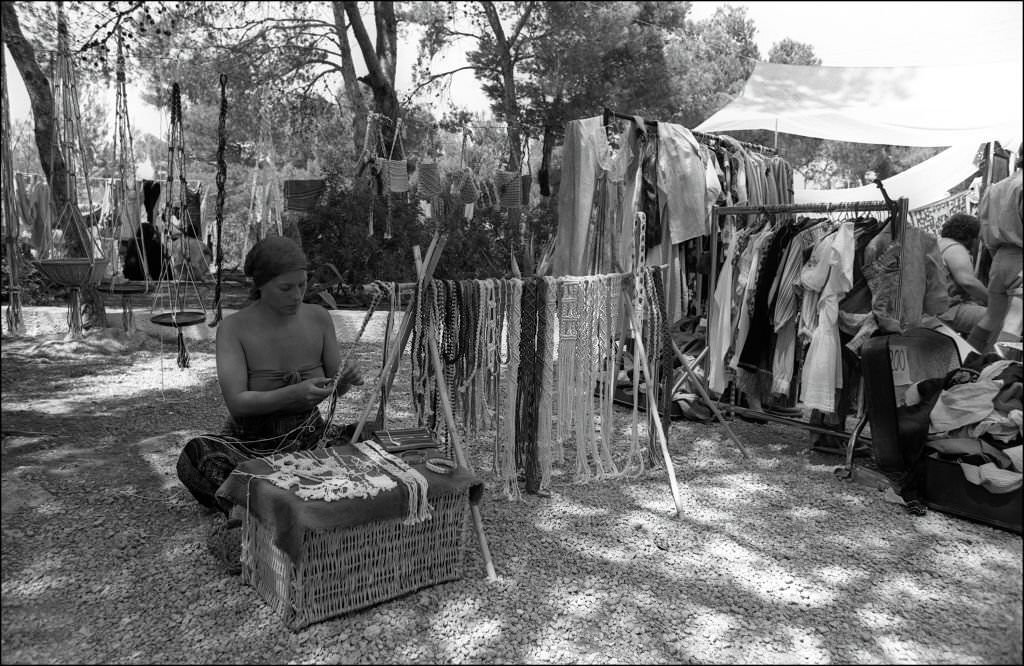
[889,345,911,385]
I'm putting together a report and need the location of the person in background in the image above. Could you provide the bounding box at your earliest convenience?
[166,214,212,282]
[937,213,988,337]
[968,146,1024,353]
[175,235,363,573]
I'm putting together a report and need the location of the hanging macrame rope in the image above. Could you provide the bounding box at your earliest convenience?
[209,74,228,327]
[1,34,24,335]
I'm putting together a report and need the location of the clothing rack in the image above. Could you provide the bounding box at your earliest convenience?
[601,107,777,156]
[705,197,911,471]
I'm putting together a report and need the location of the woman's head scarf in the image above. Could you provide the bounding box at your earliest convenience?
[244,236,308,299]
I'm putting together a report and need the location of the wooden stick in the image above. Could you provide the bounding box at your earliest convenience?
[669,339,750,459]
[427,332,497,581]
[624,299,685,518]
[350,233,447,444]
[415,241,496,581]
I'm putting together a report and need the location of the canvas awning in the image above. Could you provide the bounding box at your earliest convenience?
[794,142,981,209]
[695,61,1023,149]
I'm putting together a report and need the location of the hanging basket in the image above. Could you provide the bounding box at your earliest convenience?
[383,159,409,193]
[150,311,206,328]
[496,170,522,209]
[417,161,442,199]
[460,172,479,204]
[33,258,109,288]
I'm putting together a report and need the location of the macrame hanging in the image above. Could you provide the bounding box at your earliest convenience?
[209,74,228,327]
[32,6,105,338]
[98,27,149,333]
[1,30,24,335]
[242,103,282,260]
[150,82,208,367]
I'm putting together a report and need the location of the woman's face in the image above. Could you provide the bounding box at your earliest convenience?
[259,270,307,315]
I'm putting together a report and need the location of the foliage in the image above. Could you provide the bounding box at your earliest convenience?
[663,5,760,129]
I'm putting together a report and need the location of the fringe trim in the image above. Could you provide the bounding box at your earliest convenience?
[65,288,83,340]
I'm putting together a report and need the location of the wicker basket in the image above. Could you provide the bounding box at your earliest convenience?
[33,258,109,287]
[242,488,471,631]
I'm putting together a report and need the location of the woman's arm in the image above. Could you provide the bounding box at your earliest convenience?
[216,315,333,419]
[316,306,362,394]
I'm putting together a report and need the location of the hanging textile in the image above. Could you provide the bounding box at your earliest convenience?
[282,179,325,212]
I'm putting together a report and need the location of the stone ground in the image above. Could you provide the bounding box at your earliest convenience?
[1,304,1022,665]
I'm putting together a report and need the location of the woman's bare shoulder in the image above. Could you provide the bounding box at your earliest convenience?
[301,303,334,327]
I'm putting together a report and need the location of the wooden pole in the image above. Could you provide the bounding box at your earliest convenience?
[624,297,685,518]
[416,241,497,581]
[668,338,750,459]
[427,332,497,581]
[349,233,446,444]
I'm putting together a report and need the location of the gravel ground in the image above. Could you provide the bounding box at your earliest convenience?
[2,307,1022,665]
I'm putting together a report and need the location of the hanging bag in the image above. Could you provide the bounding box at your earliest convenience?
[418,159,442,199]
[460,169,479,204]
[496,169,522,209]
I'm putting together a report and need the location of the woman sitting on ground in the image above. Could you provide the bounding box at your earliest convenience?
[176,236,362,568]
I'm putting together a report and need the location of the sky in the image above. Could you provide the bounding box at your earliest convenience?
[5,1,1023,139]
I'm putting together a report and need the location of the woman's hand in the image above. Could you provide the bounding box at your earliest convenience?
[333,363,364,396]
[297,377,336,408]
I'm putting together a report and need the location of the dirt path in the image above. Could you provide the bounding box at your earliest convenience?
[2,307,1022,664]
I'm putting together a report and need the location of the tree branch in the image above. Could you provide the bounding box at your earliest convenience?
[508,1,536,47]
[342,1,389,91]
[403,65,479,100]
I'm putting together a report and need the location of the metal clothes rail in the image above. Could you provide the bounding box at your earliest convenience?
[706,197,911,472]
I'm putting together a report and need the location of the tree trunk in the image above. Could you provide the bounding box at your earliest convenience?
[480,1,532,273]
[342,1,402,158]
[331,1,367,155]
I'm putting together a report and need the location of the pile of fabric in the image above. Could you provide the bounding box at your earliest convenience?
[898,353,1023,503]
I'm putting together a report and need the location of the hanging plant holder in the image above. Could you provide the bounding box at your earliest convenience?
[150,311,206,328]
[149,82,209,367]
[33,257,108,288]
[30,6,106,338]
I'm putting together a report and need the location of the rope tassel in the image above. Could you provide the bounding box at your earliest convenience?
[176,328,191,368]
[66,288,83,340]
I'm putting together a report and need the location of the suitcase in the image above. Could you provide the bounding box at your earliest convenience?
[860,328,961,476]
[923,453,1023,534]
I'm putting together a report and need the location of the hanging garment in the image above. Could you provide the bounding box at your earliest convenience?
[864,225,949,333]
[538,126,553,197]
[770,227,816,395]
[699,144,725,226]
[708,219,738,395]
[656,122,707,244]
[738,221,801,377]
[122,222,164,281]
[282,179,326,212]
[729,222,775,372]
[174,184,203,239]
[552,115,642,276]
[142,179,162,225]
[800,222,856,413]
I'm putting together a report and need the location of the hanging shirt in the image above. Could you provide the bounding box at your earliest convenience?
[656,122,707,244]
[552,116,607,277]
[800,222,856,413]
[729,222,774,372]
[770,228,816,395]
[709,219,738,394]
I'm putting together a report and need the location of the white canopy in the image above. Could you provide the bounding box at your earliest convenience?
[794,142,981,209]
[695,61,1023,149]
